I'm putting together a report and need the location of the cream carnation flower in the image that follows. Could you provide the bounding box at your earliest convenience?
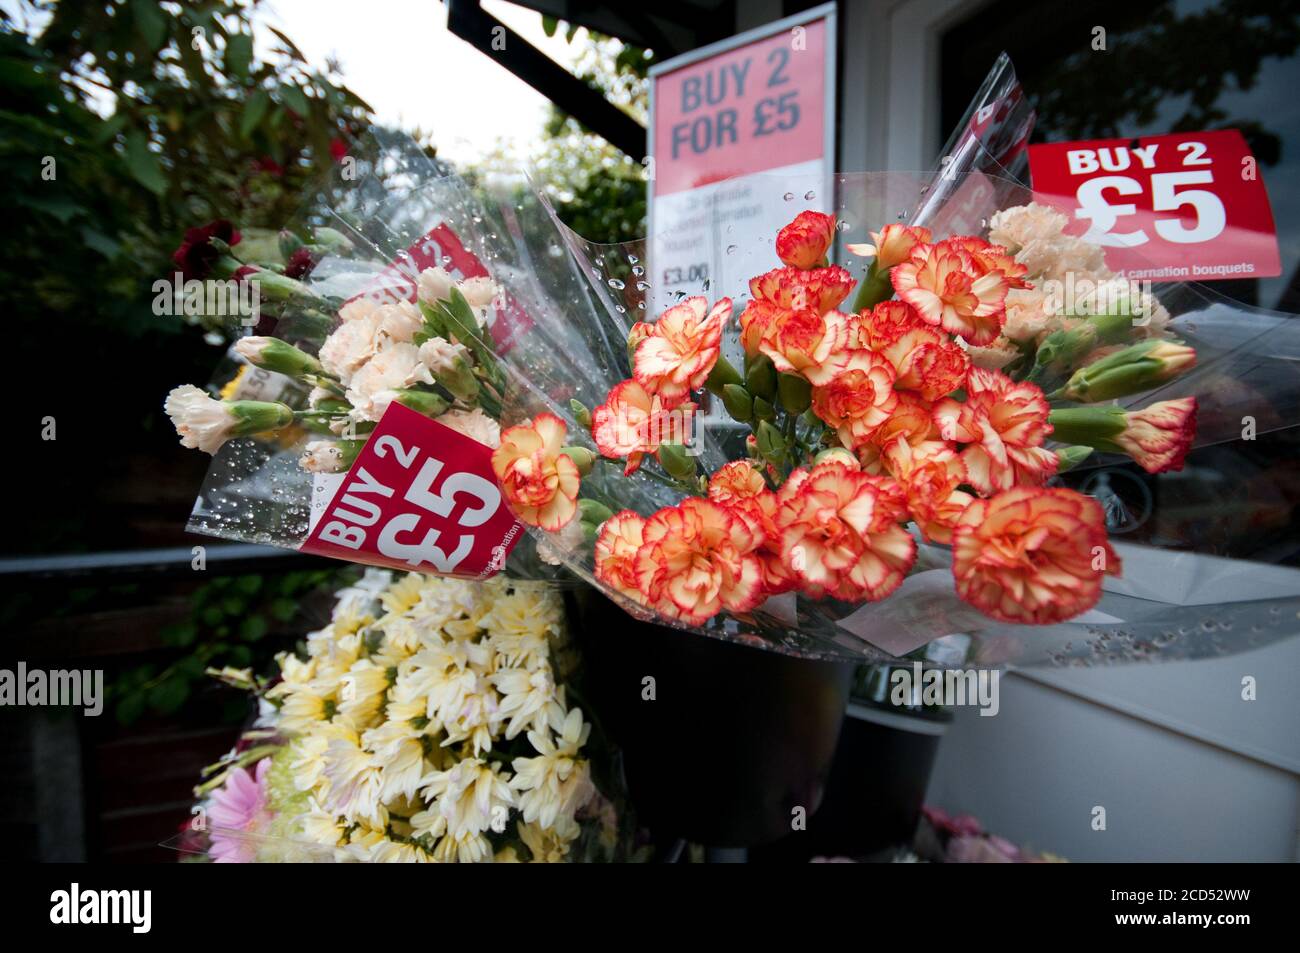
[966,337,1021,371]
[338,297,381,324]
[374,299,424,343]
[417,266,457,306]
[318,307,385,383]
[1001,287,1059,343]
[164,385,236,454]
[988,202,1069,251]
[417,335,472,375]
[345,342,432,422]
[458,276,499,309]
[299,440,347,474]
[1018,236,1112,283]
[435,407,501,448]
[536,515,585,567]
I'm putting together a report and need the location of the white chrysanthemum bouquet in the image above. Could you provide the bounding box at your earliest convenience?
[183,571,631,863]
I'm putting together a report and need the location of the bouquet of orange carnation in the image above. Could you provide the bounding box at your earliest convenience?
[569,207,1189,631]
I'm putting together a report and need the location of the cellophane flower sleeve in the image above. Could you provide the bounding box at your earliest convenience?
[472,156,1299,667]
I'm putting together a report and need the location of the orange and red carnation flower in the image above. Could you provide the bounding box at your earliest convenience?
[776,211,836,270]
[758,308,852,385]
[633,296,729,405]
[951,487,1121,625]
[874,323,971,402]
[491,412,581,531]
[633,498,765,625]
[847,223,933,270]
[740,265,855,356]
[774,461,915,602]
[707,460,795,595]
[811,349,899,449]
[887,438,974,545]
[946,236,1030,289]
[892,239,1009,346]
[933,368,1057,494]
[855,392,941,474]
[593,510,646,604]
[592,378,697,475]
[847,300,923,350]
[1115,397,1197,474]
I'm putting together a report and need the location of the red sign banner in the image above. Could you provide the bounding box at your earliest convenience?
[652,18,827,197]
[301,402,524,578]
[1028,129,1281,282]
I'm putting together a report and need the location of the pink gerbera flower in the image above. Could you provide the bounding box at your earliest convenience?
[208,758,273,863]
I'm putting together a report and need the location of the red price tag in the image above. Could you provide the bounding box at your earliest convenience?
[349,223,533,354]
[652,19,827,196]
[1028,129,1281,282]
[301,402,524,578]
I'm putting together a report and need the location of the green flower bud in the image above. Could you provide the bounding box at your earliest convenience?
[249,270,313,303]
[560,446,597,476]
[278,229,305,259]
[234,336,323,379]
[752,396,776,422]
[778,372,812,414]
[227,399,295,436]
[722,384,753,423]
[850,259,894,312]
[1053,444,1096,472]
[312,227,354,253]
[393,388,451,418]
[1052,340,1196,403]
[704,355,743,396]
[756,420,786,466]
[657,442,697,481]
[745,353,777,401]
[569,399,593,430]
[578,498,615,526]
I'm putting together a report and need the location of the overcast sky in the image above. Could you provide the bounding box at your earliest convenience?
[254,0,582,163]
[3,0,583,164]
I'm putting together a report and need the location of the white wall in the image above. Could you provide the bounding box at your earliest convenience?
[926,642,1300,861]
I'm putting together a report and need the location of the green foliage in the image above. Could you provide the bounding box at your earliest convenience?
[0,1,373,337]
[530,24,654,244]
[113,567,342,724]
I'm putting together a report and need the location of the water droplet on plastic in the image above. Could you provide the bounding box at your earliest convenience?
[783,192,794,201]
[608,278,625,290]
[726,245,737,255]
[804,190,815,200]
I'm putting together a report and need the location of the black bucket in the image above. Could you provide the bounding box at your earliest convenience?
[572,590,855,848]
